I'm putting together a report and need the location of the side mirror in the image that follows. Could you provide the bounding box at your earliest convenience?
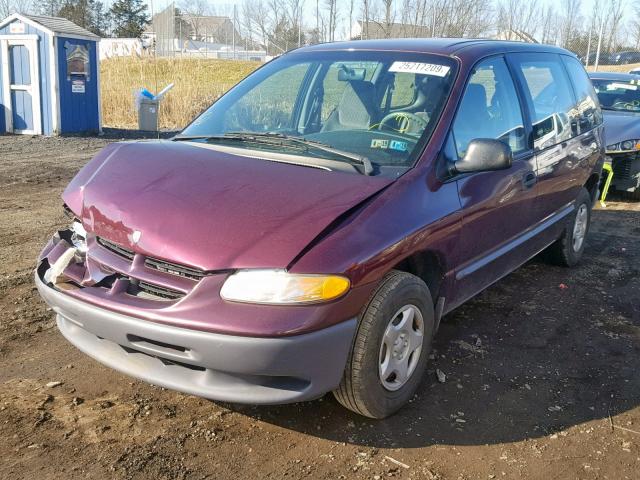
[453,139,513,174]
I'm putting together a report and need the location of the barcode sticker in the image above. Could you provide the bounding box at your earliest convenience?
[389,62,451,77]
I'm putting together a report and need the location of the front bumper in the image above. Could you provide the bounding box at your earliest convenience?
[36,272,357,404]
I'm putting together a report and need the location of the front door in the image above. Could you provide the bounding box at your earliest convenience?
[0,36,41,134]
[449,56,537,306]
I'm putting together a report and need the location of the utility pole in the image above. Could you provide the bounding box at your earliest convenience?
[594,16,604,72]
[585,23,592,68]
[232,4,236,59]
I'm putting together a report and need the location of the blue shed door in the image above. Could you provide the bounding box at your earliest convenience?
[0,37,41,134]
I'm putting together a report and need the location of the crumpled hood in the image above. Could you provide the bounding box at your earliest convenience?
[603,110,640,147]
[63,141,392,271]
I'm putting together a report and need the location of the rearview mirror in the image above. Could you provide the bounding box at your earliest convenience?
[453,139,513,174]
[338,67,366,82]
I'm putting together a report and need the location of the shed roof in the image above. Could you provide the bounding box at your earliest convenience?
[25,14,100,39]
[0,13,100,40]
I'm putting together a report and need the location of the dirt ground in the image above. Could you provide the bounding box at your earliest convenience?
[1,132,639,480]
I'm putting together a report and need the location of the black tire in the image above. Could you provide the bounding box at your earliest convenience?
[333,270,434,419]
[547,187,592,267]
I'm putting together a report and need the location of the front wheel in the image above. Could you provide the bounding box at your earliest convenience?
[547,187,592,267]
[333,270,434,418]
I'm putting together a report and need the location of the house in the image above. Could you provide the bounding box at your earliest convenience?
[183,15,241,45]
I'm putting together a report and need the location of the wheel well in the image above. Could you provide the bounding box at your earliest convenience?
[392,251,444,303]
[584,173,600,203]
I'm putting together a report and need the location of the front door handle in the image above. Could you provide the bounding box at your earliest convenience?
[522,171,537,189]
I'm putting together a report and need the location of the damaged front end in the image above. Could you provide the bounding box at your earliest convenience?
[39,221,109,290]
[37,211,204,312]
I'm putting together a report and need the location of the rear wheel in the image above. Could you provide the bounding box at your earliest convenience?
[333,270,434,418]
[547,187,592,267]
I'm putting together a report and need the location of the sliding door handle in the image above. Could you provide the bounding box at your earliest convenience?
[522,171,537,189]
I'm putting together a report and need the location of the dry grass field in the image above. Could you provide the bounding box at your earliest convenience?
[100,57,259,130]
[99,56,640,131]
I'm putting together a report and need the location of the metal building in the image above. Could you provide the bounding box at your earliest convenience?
[0,14,101,135]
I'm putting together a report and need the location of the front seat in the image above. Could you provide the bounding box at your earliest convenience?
[323,80,379,131]
[454,83,492,154]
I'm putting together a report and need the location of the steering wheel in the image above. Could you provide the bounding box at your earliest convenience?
[377,112,428,134]
[612,100,639,111]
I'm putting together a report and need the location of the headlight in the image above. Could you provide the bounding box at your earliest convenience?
[70,220,88,254]
[606,139,640,152]
[220,270,350,304]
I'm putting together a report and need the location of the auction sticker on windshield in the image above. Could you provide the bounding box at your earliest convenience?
[389,62,451,77]
[607,83,638,91]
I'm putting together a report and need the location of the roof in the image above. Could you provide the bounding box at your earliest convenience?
[183,15,233,28]
[293,38,570,58]
[588,71,640,81]
[0,13,100,39]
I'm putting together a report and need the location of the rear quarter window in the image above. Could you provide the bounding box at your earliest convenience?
[510,53,577,151]
[561,56,603,132]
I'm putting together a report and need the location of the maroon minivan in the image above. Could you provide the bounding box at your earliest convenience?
[36,39,604,418]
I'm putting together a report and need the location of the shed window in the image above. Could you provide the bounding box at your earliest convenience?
[65,43,90,80]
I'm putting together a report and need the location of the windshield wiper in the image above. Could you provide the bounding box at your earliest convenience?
[173,132,374,175]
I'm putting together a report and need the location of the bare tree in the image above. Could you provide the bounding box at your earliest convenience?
[560,0,582,49]
[632,1,640,49]
[539,5,558,45]
[1,0,32,18]
[179,0,209,41]
[604,0,625,52]
[496,0,542,40]
[381,0,394,37]
[348,0,355,39]
[325,0,337,41]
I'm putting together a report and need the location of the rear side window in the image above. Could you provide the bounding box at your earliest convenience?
[561,56,603,133]
[452,56,526,157]
[510,53,576,150]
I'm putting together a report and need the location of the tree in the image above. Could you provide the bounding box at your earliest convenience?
[110,0,149,38]
[1,0,32,17]
[38,0,61,17]
[179,0,208,41]
[57,0,108,36]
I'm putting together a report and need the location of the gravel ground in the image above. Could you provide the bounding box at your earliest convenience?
[1,132,639,480]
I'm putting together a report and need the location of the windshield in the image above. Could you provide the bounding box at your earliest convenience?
[181,51,457,177]
[592,78,640,113]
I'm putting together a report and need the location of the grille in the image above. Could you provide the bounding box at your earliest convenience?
[97,237,135,260]
[128,280,184,301]
[612,154,636,180]
[144,257,206,280]
[97,236,206,281]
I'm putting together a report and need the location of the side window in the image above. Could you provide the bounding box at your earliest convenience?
[562,56,603,133]
[511,54,577,150]
[452,57,526,157]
